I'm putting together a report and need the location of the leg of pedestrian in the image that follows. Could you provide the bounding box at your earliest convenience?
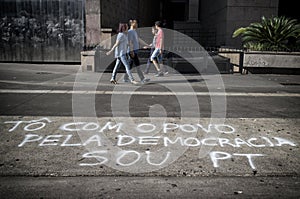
[123,55,132,82]
[151,49,163,76]
[133,54,150,83]
[144,48,154,74]
[120,56,138,85]
[110,58,122,84]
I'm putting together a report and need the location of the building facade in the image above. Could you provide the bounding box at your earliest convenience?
[0,0,297,62]
[0,0,85,62]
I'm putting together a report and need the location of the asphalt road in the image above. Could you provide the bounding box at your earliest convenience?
[1,176,299,199]
[0,63,299,198]
[0,63,299,118]
[1,92,299,118]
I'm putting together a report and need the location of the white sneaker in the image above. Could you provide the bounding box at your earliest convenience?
[110,79,117,84]
[131,80,139,85]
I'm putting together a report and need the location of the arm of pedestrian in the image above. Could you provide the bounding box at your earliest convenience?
[139,38,149,47]
[128,41,135,57]
[106,40,120,55]
[130,51,135,58]
[129,40,134,52]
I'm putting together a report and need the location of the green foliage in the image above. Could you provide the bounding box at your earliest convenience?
[233,16,300,51]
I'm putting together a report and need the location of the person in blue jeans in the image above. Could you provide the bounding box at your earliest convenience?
[123,19,150,84]
[144,26,157,74]
[106,23,138,85]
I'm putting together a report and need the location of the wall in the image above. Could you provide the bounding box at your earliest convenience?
[85,0,101,48]
[244,52,300,68]
[226,0,279,48]
[199,0,228,47]
[0,0,282,62]
[100,0,160,31]
[0,0,85,62]
[199,0,279,48]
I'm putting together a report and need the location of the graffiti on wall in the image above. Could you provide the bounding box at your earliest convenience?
[0,0,84,62]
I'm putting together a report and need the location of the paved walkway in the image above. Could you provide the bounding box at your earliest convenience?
[0,63,299,198]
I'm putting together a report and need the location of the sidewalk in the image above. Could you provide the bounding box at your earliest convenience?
[0,63,299,198]
[0,63,300,92]
[1,176,299,198]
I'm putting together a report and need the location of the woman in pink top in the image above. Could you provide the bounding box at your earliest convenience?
[150,21,164,77]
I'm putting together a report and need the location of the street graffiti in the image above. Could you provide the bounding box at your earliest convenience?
[4,118,51,132]
[3,118,298,171]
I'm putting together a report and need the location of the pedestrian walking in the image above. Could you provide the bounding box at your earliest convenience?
[151,21,165,77]
[123,19,150,84]
[145,25,168,75]
[106,23,138,85]
[144,26,158,74]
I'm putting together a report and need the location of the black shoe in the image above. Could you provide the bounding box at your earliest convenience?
[141,78,150,84]
[155,72,164,77]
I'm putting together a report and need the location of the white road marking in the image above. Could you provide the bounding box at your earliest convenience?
[0,89,299,97]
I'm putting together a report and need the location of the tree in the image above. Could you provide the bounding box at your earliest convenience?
[233,16,300,51]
